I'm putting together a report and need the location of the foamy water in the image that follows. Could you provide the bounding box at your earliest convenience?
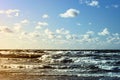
[0,50,120,79]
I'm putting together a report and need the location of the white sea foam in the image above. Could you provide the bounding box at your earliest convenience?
[0,50,120,78]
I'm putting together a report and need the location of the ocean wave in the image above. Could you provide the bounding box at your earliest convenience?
[0,50,120,78]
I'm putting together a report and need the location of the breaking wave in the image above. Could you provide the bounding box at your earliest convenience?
[0,50,120,78]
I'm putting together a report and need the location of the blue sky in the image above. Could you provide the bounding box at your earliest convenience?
[0,0,120,49]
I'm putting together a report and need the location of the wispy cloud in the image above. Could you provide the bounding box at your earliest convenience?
[60,8,80,18]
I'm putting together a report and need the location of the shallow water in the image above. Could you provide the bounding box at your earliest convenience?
[0,50,120,80]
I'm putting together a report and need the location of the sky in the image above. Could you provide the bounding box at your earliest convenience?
[0,0,120,49]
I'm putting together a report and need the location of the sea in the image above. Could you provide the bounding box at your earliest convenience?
[0,49,120,80]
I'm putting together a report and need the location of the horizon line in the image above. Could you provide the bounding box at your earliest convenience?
[0,49,120,51]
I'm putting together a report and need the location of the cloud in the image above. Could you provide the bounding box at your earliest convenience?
[87,0,99,7]
[112,5,119,8]
[88,22,92,25]
[98,28,110,36]
[0,9,20,17]
[3,27,13,33]
[44,29,55,39]
[60,9,80,18]
[80,0,119,9]
[105,5,110,9]
[13,24,22,32]
[35,21,48,29]
[13,19,30,32]
[19,32,28,39]
[56,28,69,34]
[79,0,99,7]
[66,34,78,40]
[79,31,98,43]
[0,26,13,33]
[82,34,91,41]
[107,33,120,44]
[21,19,29,24]
[42,14,49,19]
[77,23,81,26]
[29,31,40,38]
[105,4,119,9]
[81,34,92,42]
[19,31,41,40]
[55,28,79,40]
[86,31,94,35]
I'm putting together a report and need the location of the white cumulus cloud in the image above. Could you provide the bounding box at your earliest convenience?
[60,9,80,18]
